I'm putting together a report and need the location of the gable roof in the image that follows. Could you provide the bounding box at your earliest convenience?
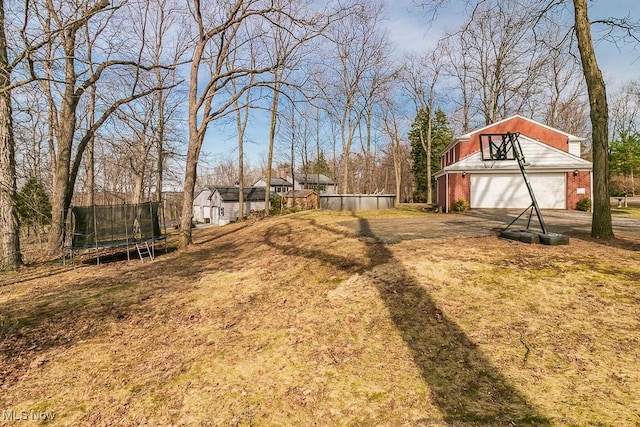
[435,134,592,176]
[254,177,293,187]
[444,114,585,152]
[210,186,268,202]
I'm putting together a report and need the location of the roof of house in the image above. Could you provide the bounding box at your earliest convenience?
[281,189,317,198]
[444,114,585,152]
[295,173,334,185]
[209,186,268,202]
[255,177,293,187]
[434,134,592,177]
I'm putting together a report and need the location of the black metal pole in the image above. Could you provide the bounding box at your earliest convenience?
[509,133,548,235]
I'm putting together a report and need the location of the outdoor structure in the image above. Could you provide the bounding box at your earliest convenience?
[65,201,165,264]
[320,194,396,211]
[193,186,269,225]
[254,171,337,195]
[477,132,570,245]
[434,115,593,212]
[281,189,319,209]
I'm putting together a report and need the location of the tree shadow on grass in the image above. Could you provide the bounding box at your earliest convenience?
[265,215,550,425]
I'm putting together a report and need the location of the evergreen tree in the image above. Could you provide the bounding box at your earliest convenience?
[609,131,640,195]
[17,178,52,236]
[431,109,453,176]
[408,108,452,202]
[310,150,332,177]
[610,131,640,175]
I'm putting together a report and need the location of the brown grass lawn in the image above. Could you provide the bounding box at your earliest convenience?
[1,210,639,426]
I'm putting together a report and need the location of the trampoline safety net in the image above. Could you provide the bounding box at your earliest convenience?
[68,202,162,249]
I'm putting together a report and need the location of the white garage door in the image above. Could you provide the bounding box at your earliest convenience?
[471,173,566,209]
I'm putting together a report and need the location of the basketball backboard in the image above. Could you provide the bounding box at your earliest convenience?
[479,132,520,161]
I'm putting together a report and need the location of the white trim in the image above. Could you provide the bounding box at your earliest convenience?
[445,173,449,213]
[442,114,585,153]
[435,135,592,178]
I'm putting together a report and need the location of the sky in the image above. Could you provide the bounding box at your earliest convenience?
[383,0,640,82]
[199,0,640,170]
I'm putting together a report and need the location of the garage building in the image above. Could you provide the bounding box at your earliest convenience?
[434,115,593,212]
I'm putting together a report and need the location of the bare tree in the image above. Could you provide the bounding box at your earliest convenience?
[0,0,21,269]
[20,0,175,254]
[449,2,545,126]
[610,81,640,138]
[573,0,613,238]
[320,2,388,194]
[381,105,405,205]
[179,0,327,247]
[402,49,444,204]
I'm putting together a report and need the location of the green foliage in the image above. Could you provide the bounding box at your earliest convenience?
[17,178,51,232]
[576,197,592,212]
[269,195,283,215]
[452,199,468,212]
[310,150,332,177]
[609,131,640,176]
[408,108,453,202]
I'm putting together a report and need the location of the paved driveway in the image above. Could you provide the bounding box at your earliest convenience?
[342,209,640,244]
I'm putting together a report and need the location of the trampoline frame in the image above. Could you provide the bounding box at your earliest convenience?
[63,201,166,265]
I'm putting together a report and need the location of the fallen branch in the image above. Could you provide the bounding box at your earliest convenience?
[520,332,531,366]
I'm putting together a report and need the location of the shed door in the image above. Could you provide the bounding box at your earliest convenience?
[213,207,219,225]
[470,173,566,209]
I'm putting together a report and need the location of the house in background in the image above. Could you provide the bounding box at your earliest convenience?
[252,176,293,194]
[193,186,269,225]
[295,173,337,194]
[254,170,337,195]
[434,115,593,212]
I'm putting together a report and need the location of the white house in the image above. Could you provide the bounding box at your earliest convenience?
[193,186,269,225]
[434,115,593,212]
[254,171,336,195]
[252,177,294,194]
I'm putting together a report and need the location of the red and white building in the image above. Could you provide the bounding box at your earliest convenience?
[434,115,593,212]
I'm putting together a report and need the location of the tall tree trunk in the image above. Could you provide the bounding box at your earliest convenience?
[573,0,613,239]
[393,138,402,205]
[48,104,76,255]
[155,85,165,205]
[179,130,202,248]
[237,126,244,221]
[133,167,145,205]
[0,0,21,269]
[265,84,280,215]
[179,37,207,249]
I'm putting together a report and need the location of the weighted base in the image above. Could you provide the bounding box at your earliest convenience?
[499,230,540,244]
[499,230,569,246]
[538,233,570,246]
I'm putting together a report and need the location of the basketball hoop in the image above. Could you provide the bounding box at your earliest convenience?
[477,132,569,245]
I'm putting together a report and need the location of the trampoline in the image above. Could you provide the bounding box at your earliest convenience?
[64,201,166,265]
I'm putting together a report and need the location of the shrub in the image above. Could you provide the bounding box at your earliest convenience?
[452,199,468,212]
[576,197,591,212]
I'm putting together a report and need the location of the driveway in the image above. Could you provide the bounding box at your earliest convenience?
[341,209,640,244]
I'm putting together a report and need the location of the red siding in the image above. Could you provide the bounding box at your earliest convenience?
[566,171,591,210]
[477,117,569,152]
[449,173,470,211]
[437,116,589,212]
[441,116,571,166]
